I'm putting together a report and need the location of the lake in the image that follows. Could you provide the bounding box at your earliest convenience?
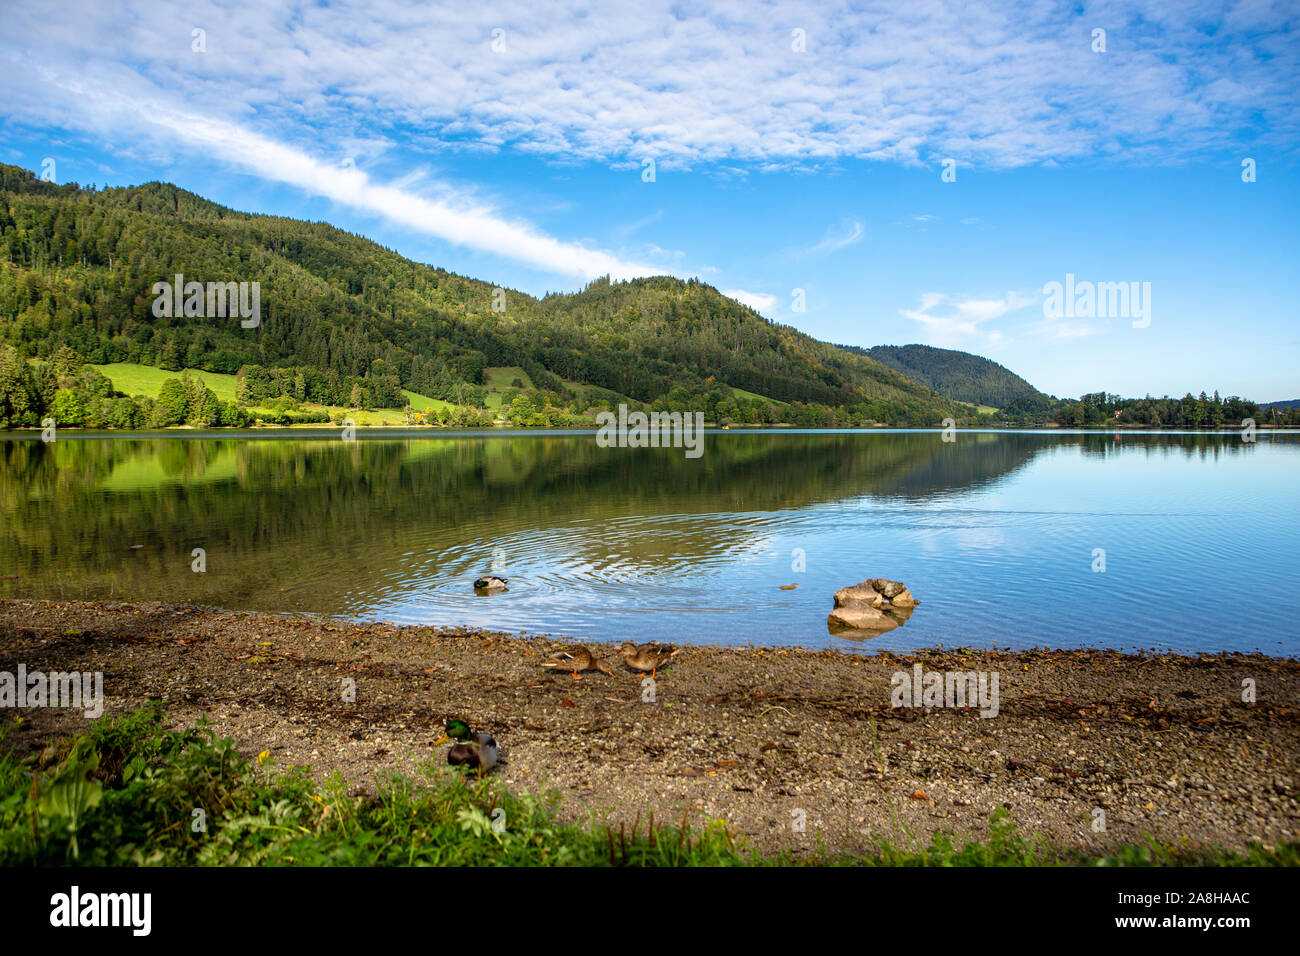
[1,429,1296,655]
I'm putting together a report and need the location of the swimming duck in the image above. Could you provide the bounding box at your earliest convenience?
[433,717,500,773]
[540,646,614,680]
[618,641,680,679]
[473,575,508,592]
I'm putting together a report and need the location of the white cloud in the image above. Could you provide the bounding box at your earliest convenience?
[723,289,778,314]
[0,0,1294,173]
[901,291,1036,346]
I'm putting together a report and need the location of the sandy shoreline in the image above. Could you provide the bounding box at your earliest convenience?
[1,599,1296,857]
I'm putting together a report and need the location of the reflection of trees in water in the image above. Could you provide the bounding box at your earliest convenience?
[0,432,1260,602]
[1074,432,1265,460]
[879,432,1040,499]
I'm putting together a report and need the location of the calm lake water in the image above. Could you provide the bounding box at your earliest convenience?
[2,430,1297,655]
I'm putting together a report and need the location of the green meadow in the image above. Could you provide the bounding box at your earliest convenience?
[93,363,240,403]
[86,363,457,425]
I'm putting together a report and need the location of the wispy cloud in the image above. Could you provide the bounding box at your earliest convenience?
[21,73,664,282]
[901,291,1036,346]
[794,219,865,258]
[612,209,664,241]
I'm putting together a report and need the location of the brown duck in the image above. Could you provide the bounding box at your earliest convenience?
[618,641,680,679]
[540,646,614,680]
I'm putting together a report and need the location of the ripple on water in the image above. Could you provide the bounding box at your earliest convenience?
[5,432,1297,654]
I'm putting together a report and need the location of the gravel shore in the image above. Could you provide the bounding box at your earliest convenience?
[2,599,1296,857]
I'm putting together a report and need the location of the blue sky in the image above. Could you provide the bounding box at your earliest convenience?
[1,0,1297,400]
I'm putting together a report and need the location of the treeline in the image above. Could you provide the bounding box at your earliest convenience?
[0,164,961,426]
[236,362,408,409]
[1053,391,1297,427]
[494,382,951,428]
[0,346,246,428]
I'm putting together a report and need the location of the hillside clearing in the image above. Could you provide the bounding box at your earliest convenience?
[92,363,239,402]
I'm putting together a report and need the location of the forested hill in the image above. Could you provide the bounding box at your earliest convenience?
[842,343,1046,408]
[0,164,957,424]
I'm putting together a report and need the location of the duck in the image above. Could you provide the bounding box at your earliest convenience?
[540,646,613,680]
[618,641,680,679]
[473,575,508,592]
[433,717,501,773]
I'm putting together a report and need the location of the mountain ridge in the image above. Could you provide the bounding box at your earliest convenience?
[838,343,1048,409]
[0,163,961,426]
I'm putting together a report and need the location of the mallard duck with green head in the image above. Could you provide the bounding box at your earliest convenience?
[618,641,680,678]
[433,717,501,772]
[540,645,613,680]
[473,575,508,592]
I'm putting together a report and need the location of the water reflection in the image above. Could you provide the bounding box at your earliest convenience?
[1,431,1294,654]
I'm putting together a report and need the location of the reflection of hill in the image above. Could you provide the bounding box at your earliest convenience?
[868,432,1040,498]
[0,432,1229,607]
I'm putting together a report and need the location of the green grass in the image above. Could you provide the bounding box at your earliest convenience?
[401,390,455,413]
[481,366,535,410]
[93,363,239,403]
[729,385,783,404]
[955,400,1000,416]
[3,707,1295,867]
[483,366,533,390]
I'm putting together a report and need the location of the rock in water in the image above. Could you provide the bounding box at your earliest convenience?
[833,581,884,608]
[888,586,916,608]
[869,578,907,599]
[828,603,899,632]
[828,577,919,634]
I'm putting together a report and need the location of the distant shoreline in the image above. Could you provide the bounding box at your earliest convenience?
[3,423,1298,435]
